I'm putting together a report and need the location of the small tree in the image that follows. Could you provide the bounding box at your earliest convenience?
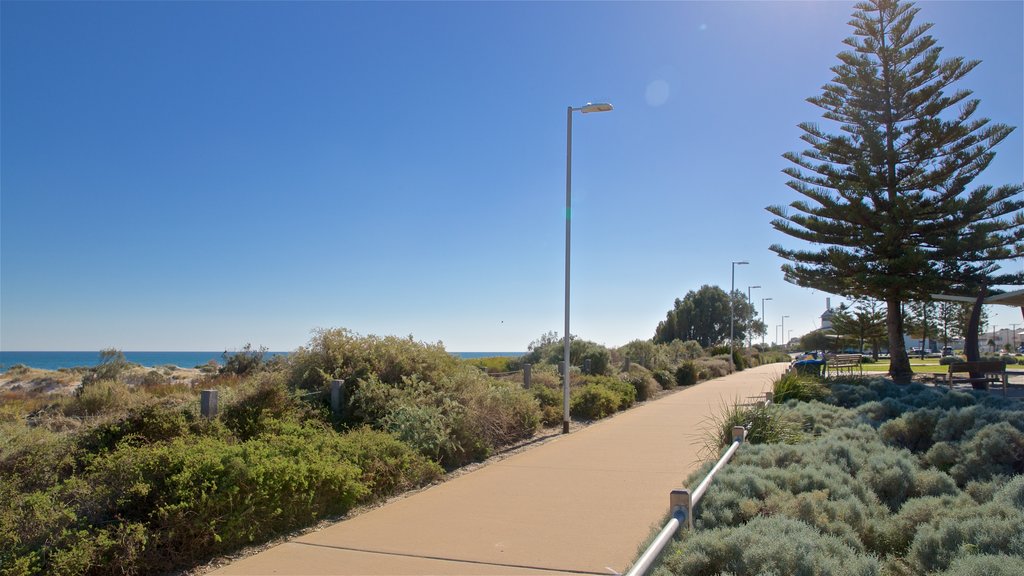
[830,299,886,358]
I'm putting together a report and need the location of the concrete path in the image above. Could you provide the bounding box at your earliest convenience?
[209,363,788,576]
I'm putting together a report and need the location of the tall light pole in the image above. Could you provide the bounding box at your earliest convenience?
[761,297,772,347]
[781,315,790,350]
[746,285,760,349]
[730,261,748,358]
[776,325,782,346]
[564,101,613,435]
[1012,323,1019,352]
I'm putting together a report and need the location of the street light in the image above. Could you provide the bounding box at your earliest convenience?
[761,297,772,347]
[563,101,613,435]
[730,261,748,358]
[781,315,790,350]
[747,285,761,349]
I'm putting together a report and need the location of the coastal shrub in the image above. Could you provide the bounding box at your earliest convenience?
[665,339,704,363]
[731,348,745,371]
[936,554,1024,576]
[532,385,562,426]
[878,408,941,452]
[908,478,1024,573]
[948,422,1024,484]
[620,366,659,401]
[67,379,136,417]
[674,361,697,387]
[220,343,267,376]
[656,516,881,576]
[221,376,296,441]
[695,357,732,379]
[80,348,130,386]
[464,355,518,374]
[348,367,539,467]
[618,340,664,371]
[74,400,201,456]
[289,328,458,390]
[570,384,620,420]
[772,371,827,403]
[652,369,676,390]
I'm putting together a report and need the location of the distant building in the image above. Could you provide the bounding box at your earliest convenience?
[821,298,836,331]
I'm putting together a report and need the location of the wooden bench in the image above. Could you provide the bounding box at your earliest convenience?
[825,353,863,377]
[947,361,1008,395]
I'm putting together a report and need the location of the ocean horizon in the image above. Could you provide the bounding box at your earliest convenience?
[0,350,525,371]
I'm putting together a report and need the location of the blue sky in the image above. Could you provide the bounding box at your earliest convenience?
[1,1,1021,352]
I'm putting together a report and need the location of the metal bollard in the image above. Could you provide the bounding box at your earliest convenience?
[523,363,532,388]
[331,379,345,415]
[200,390,219,419]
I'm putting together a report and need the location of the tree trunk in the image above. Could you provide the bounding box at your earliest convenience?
[964,287,988,389]
[964,287,986,362]
[887,296,913,383]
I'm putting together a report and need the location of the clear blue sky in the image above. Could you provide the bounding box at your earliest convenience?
[2,1,1021,352]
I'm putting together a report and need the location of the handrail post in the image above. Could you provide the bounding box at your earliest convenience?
[671,489,692,531]
[732,425,746,444]
[765,391,773,405]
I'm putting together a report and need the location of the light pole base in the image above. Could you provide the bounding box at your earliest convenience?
[562,421,570,434]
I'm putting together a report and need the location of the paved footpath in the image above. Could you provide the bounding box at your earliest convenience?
[210,363,788,576]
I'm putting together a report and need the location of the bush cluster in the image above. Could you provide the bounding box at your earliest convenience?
[653,373,1024,576]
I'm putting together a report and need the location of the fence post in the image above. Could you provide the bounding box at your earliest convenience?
[523,363,532,388]
[765,391,774,405]
[200,390,218,419]
[583,358,592,374]
[559,361,566,376]
[331,379,345,415]
[624,357,631,371]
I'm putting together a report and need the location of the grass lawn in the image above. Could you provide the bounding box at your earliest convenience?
[861,361,948,374]
[859,355,1024,375]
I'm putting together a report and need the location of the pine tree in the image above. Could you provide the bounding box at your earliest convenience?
[831,299,886,358]
[767,0,1023,382]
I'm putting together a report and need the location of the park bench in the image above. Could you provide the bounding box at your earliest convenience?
[946,361,1008,396]
[824,353,863,377]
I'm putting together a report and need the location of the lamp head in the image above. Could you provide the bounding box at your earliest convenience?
[580,102,613,113]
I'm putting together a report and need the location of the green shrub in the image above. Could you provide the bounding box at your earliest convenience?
[289,328,458,390]
[908,478,1024,573]
[878,408,941,453]
[731,348,745,371]
[696,357,732,379]
[652,369,676,390]
[221,376,298,441]
[936,554,1024,576]
[619,366,659,401]
[674,361,698,387]
[532,385,562,426]
[657,516,881,576]
[570,384,620,420]
[220,343,267,376]
[67,380,138,418]
[949,422,1024,484]
[772,371,827,403]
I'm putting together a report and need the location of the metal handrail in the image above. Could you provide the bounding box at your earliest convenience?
[624,393,772,576]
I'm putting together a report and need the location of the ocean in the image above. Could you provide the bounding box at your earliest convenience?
[0,351,524,371]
